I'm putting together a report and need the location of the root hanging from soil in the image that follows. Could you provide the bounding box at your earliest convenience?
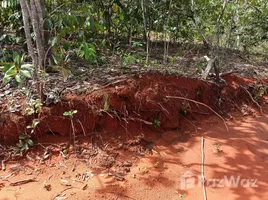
[240,85,263,114]
[166,95,229,132]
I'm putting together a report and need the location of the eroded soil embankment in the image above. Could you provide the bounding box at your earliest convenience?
[0,73,267,144]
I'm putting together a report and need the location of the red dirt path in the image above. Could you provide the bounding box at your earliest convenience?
[0,108,267,200]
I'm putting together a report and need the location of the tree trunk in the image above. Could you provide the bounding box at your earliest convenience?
[141,0,149,64]
[29,0,45,70]
[19,0,37,67]
[19,0,46,102]
[163,0,172,64]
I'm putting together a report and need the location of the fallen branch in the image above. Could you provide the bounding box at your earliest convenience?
[10,178,37,186]
[51,186,77,200]
[0,173,14,180]
[166,96,229,131]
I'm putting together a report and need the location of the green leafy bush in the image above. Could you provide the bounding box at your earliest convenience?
[76,42,97,63]
[0,53,34,84]
[13,135,34,153]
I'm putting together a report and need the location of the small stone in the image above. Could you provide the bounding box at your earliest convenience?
[115,175,125,181]
[122,161,132,167]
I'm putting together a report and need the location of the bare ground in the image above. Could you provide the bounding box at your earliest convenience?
[0,108,267,200]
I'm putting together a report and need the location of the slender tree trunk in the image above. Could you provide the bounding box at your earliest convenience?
[216,0,228,52]
[19,0,37,67]
[226,10,235,49]
[214,0,228,83]
[128,18,133,46]
[163,0,172,64]
[20,0,46,102]
[29,0,45,70]
[141,0,149,64]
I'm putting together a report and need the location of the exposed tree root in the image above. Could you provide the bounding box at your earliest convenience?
[240,85,263,115]
[166,96,229,132]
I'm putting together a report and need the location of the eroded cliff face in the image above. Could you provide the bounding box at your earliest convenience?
[0,72,267,144]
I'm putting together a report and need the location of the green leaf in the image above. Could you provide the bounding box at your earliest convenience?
[119,13,124,21]
[51,37,58,46]
[16,143,23,148]
[63,111,71,116]
[20,70,32,78]
[21,64,34,70]
[46,19,53,29]
[0,63,14,72]
[32,121,40,128]
[27,139,34,147]
[15,74,22,83]
[20,54,25,63]
[22,143,29,151]
[13,53,20,65]
[3,74,12,83]
[90,16,96,32]
[25,108,35,115]
[19,135,27,139]
[5,66,16,75]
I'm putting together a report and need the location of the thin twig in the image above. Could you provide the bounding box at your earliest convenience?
[201,136,207,200]
[166,96,229,131]
[240,86,263,114]
[10,178,37,186]
[179,114,197,133]
[51,186,74,200]
[78,119,86,136]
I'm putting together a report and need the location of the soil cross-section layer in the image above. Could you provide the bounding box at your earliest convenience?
[0,72,267,200]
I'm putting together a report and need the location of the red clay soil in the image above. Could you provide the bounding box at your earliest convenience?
[0,73,267,200]
[0,108,267,200]
[0,72,267,144]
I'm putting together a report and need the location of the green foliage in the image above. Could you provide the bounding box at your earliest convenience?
[13,134,34,154]
[132,41,144,47]
[254,86,268,101]
[0,34,23,45]
[153,119,161,128]
[52,48,72,82]
[0,53,34,84]
[76,42,97,63]
[213,144,223,153]
[63,110,78,117]
[180,102,191,115]
[194,58,207,74]
[0,48,14,62]
[25,99,43,116]
[26,120,40,134]
[2,0,268,52]
[0,6,23,37]
[121,53,141,68]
